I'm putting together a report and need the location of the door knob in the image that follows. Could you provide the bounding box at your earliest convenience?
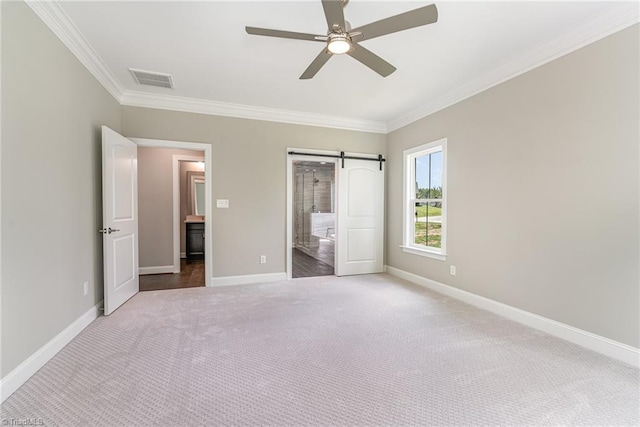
[99,227,121,234]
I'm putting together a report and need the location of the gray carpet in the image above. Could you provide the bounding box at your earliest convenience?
[2,274,638,426]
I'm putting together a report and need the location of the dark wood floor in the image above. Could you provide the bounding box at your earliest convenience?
[139,259,204,291]
[292,249,334,278]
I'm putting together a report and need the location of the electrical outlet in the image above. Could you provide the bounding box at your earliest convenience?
[260,255,267,264]
[450,266,456,276]
[83,281,89,296]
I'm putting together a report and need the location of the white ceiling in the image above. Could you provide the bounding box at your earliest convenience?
[49,1,637,132]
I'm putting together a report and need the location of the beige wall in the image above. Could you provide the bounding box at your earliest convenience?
[1,2,122,376]
[386,25,640,347]
[137,147,203,268]
[122,108,387,277]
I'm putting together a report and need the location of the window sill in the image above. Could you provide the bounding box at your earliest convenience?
[400,245,447,261]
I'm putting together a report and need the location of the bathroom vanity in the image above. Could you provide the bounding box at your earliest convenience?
[185,216,205,260]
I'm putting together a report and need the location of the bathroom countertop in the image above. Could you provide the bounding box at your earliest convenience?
[185,215,205,223]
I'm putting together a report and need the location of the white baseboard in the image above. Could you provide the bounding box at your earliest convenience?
[385,266,640,368]
[210,272,287,287]
[139,265,174,275]
[0,300,103,403]
[180,252,186,259]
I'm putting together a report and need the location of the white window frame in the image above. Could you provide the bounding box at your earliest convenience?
[401,138,447,260]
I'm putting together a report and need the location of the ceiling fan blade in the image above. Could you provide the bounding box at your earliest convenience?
[347,44,396,77]
[321,0,346,31]
[246,26,323,42]
[300,49,333,79]
[350,4,438,42]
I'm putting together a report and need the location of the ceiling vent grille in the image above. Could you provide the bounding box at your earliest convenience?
[129,68,174,89]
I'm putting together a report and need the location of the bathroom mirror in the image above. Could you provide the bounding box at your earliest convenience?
[192,177,205,216]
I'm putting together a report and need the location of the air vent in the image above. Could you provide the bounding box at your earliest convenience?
[129,68,174,89]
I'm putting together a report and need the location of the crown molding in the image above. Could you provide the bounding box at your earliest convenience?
[26,0,386,134]
[25,0,125,102]
[120,91,388,134]
[26,0,638,135]
[387,3,640,133]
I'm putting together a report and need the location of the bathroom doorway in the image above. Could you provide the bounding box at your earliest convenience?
[130,137,213,290]
[292,160,336,278]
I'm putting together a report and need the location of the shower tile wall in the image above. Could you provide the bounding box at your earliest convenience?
[294,162,334,250]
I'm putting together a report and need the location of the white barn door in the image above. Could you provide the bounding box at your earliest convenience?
[336,159,384,276]
[101,126,139,315]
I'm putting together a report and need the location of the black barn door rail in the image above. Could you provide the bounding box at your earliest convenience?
[288,151,386,170]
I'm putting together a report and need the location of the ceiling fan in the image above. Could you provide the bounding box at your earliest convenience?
[245,0,438,79]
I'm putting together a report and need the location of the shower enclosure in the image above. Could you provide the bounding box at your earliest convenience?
[293,161,335,273]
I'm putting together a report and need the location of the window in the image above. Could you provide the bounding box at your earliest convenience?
[402,138,447,260]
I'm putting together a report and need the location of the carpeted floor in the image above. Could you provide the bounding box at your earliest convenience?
[2,274,638,426]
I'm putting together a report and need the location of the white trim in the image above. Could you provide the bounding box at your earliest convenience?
[0,301,103,403]
[24,1,385,134]
[211,272,287,287]
[286,152,293,280]
[27,0,638,135]
[385,266,640,368]
[121,91,387,134]
[403,138,447,257]
[135,138,208,151]
[139,265,174,275]
[172,154,205,273]
[388,3,640,132]
[131,138,212,287]
[180,252,186,259]
[400,245,447,261]
[0,6,3,389]
[25,1,124,102]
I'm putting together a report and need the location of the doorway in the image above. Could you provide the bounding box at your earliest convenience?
[137,151,206,291]
[292,160,336,278]
[131,137,213,289]
[286,148,385,280]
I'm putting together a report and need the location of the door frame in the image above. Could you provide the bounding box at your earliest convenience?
[132,138,213,287]
[286,148,339,280]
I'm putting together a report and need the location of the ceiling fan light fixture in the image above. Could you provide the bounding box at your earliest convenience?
[327,35,351,54]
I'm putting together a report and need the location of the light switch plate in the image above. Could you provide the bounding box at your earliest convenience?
[216,199,229,208]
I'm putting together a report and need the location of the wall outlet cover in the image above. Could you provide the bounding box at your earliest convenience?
[216,199,229,208]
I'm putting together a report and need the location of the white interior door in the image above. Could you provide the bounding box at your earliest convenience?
[101,126,139,315]
[336,158,384,276]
